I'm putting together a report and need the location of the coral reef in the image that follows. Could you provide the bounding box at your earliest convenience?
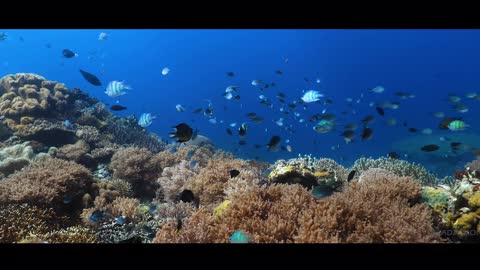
[56,140,90,162]
[185,158,262,207]
[14,119,77,147]
[103,115,166,153]
[351,157,440,186]
[268,155,348,190]
[422,168,480,241]
[38,226,97,243]
[0,159,93,209]
[109,147,160,199]
[295,177,441,243]
[466,157,480,171]
[0,73,69,123]
[156,160,201,203]
[0,141,51,178]
[0,203,68,243]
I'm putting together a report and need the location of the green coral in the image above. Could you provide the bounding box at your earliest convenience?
[422,187,452,209]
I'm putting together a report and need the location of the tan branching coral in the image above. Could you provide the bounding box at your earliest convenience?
[295,177,441,243]
[0,158,92,207]
[56,140,90,161]
[109,147,160,199]
[38,226,97,243]
[153,184,316,243]
[110,197,140,220]
[0,203,68,243]
[186,158,261,207]
[75,125,101,146]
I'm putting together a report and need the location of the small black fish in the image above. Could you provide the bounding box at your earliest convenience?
[246,112,257,118]
[176,189,195,203]
[254,144,261,149]
[278,98,285,104]
[421,144,440,152]
[280,146,288,151]
[226,72,235,77]
[387,152,400,159]
[275,70,283,75]
[375,107,385,116]
[271,83,276,87]
[234,95,241,100]
[362,115,375,124]
[450,142,462,153]
[361,128,373,140]
[79,69,102,86]
[347,170,356,182]
[192,108,203,114]
[264,84,269,89]
[239,140,247,145]
[226,128,233,136]
[324,99,333,105]
[176,217,183,232]
[45,43,52,48]
[403,121,408,127]
[110,105,127,111]
[169,123,194,142]
[230,169,240,178]
[63,49,77,58]
[408,128,418,133]
[267,135,281,151]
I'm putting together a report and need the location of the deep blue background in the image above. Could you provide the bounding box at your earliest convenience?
[1,29,479,176]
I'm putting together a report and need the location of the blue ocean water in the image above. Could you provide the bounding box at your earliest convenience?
[1,29,479,177]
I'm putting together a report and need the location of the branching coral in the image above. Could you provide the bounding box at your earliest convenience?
[55,140,90,162]
[109,147,160,199]
[185,158,261,207]
[0,203,68,243]
[110,197,140,220]
[295,176,441,243]
[0,158,93,208]
[103,115,166,153]
[351,157,440,186]
[156,160,201,203]
[38,226,97,243]
[75,125,101,146]
[153,184,317,243]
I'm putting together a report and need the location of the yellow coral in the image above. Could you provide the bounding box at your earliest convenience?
[453,212,479,235]
[268,165,294,180]
[213,200,231,220]
[468,193,480,209]
[313,170,331,177]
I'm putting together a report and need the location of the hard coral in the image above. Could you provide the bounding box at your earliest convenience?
[0,203,68,243]
[56,140,90,162]
[0,73,70,125]
[351,157,440,186]
[186,158,260,207]
[295,176,440,243]
[0,141,51,178]
[109,147,160,199]
[14,119,77,147]
[0,158,93,209]
[154,184,317,243]
[156,160,200,203]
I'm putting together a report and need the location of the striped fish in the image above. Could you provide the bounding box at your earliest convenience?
[138,113,157,128]
[301,90,323,103]
[105,80,131,98]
